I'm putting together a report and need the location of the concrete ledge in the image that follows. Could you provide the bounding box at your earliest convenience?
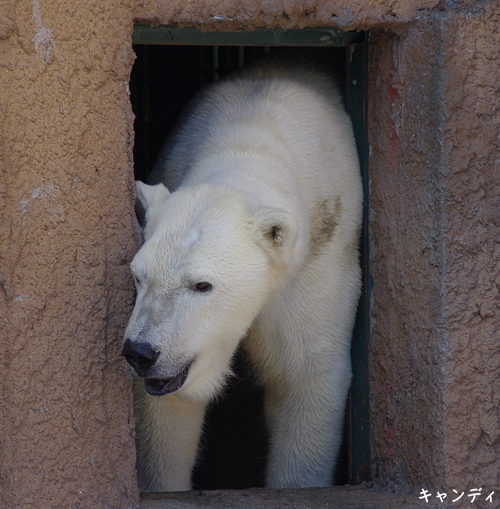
[140,486,438,508]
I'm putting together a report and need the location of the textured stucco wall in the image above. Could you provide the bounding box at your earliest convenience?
[1,0,499,507]
[0,1,140,508]
[369,2,500,492]
[438,6,500,490]
[131,0,445,31]
[368,23,447,488]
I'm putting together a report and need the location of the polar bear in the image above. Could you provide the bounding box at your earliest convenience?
[122,66,363,492]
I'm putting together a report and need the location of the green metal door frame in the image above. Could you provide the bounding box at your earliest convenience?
[133,24,364,47]
[346,41,370,485]
[131,24,370,486]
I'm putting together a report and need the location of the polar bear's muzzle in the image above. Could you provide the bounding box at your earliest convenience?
[143,360,193,396]
[121,339,193,396]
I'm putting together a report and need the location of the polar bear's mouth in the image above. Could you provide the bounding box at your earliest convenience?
[144,360,193,396]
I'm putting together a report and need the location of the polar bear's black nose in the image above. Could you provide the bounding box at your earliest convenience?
[121,339,160,374]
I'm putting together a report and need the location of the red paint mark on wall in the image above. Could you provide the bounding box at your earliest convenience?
[389,80,398,102]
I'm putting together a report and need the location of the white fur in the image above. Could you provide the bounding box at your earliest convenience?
[125,67,363,491]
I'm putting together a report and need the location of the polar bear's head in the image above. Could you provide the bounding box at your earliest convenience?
[123,181,297,402]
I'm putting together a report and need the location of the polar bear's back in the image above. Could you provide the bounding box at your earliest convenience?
[148,67,360,210]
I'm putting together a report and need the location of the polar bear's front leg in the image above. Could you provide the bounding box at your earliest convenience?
[133,378,207,492]
[263,357,351,489]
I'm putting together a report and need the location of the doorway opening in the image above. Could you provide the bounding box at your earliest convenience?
[129,25,369,490]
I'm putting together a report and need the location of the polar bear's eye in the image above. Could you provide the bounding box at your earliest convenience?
[193,282,213,293]
[132,273,145,287]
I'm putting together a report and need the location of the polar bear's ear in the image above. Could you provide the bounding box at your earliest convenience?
[253,208,298,265]
[135,181,170,227]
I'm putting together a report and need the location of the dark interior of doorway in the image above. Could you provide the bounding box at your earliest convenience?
[129,44,349,490]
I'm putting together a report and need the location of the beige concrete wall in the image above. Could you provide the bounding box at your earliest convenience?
[439,8,500,490]
[368,22,448,487]
[0,1,140,507]
[368,4,500,491]
[1,0,499,507]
